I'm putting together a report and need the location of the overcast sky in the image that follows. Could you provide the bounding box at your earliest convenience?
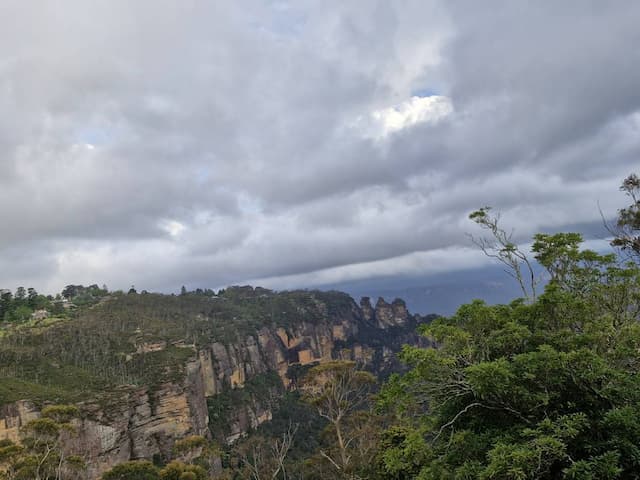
[1,1,639,296]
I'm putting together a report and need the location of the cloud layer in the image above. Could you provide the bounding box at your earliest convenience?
[1,1,639,294]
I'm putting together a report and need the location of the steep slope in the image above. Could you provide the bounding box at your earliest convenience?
[0,287,434,478]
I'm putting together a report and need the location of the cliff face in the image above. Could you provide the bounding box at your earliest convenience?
[196,294,430,445]
[199,294,424,393]
[0,289,433,478]
[1,358,210,479]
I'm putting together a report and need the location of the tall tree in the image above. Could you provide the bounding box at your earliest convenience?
[236,423,298,480]
[14,287,25,302]
[300,361,375,479]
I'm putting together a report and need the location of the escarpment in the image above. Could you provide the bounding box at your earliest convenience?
[0,288,435,478]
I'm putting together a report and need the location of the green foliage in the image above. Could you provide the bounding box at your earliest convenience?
[173,436,206,456]
[100,447,214,480]
[378,231,640,479]
[300,361,378,478]
[159,461,207,480]
[61,284,109,305]
[41,404,79,423]
[301,361,375,414]
[0,286,62,324]
[0,404,85,480]
[0,289,350,407]
[101,461,160,480]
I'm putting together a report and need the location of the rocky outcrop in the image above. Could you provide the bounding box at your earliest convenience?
[360,297,375,323]
[374,297,410,328]
[360,296,410,328]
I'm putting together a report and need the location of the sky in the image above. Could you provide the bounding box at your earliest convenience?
[1,1,639,310]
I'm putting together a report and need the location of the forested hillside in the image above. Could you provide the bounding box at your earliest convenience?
[0,285,433,479]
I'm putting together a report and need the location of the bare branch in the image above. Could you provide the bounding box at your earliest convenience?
[468,207,537,301]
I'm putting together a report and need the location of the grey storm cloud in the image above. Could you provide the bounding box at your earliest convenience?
[1,0,639,294]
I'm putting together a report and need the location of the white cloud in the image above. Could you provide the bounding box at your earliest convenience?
[159,219,186,238]
[371,95,453,136]
[351,95,453,139]
[0,1,639,296]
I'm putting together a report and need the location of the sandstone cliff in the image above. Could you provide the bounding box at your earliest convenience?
[0,288,433,478]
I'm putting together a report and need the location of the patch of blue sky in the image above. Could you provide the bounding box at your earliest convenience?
[410,87,441,98]
[194,166,212,185]
[74,126,112,147]
[237,192,264,215]
[249,1,306,39]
